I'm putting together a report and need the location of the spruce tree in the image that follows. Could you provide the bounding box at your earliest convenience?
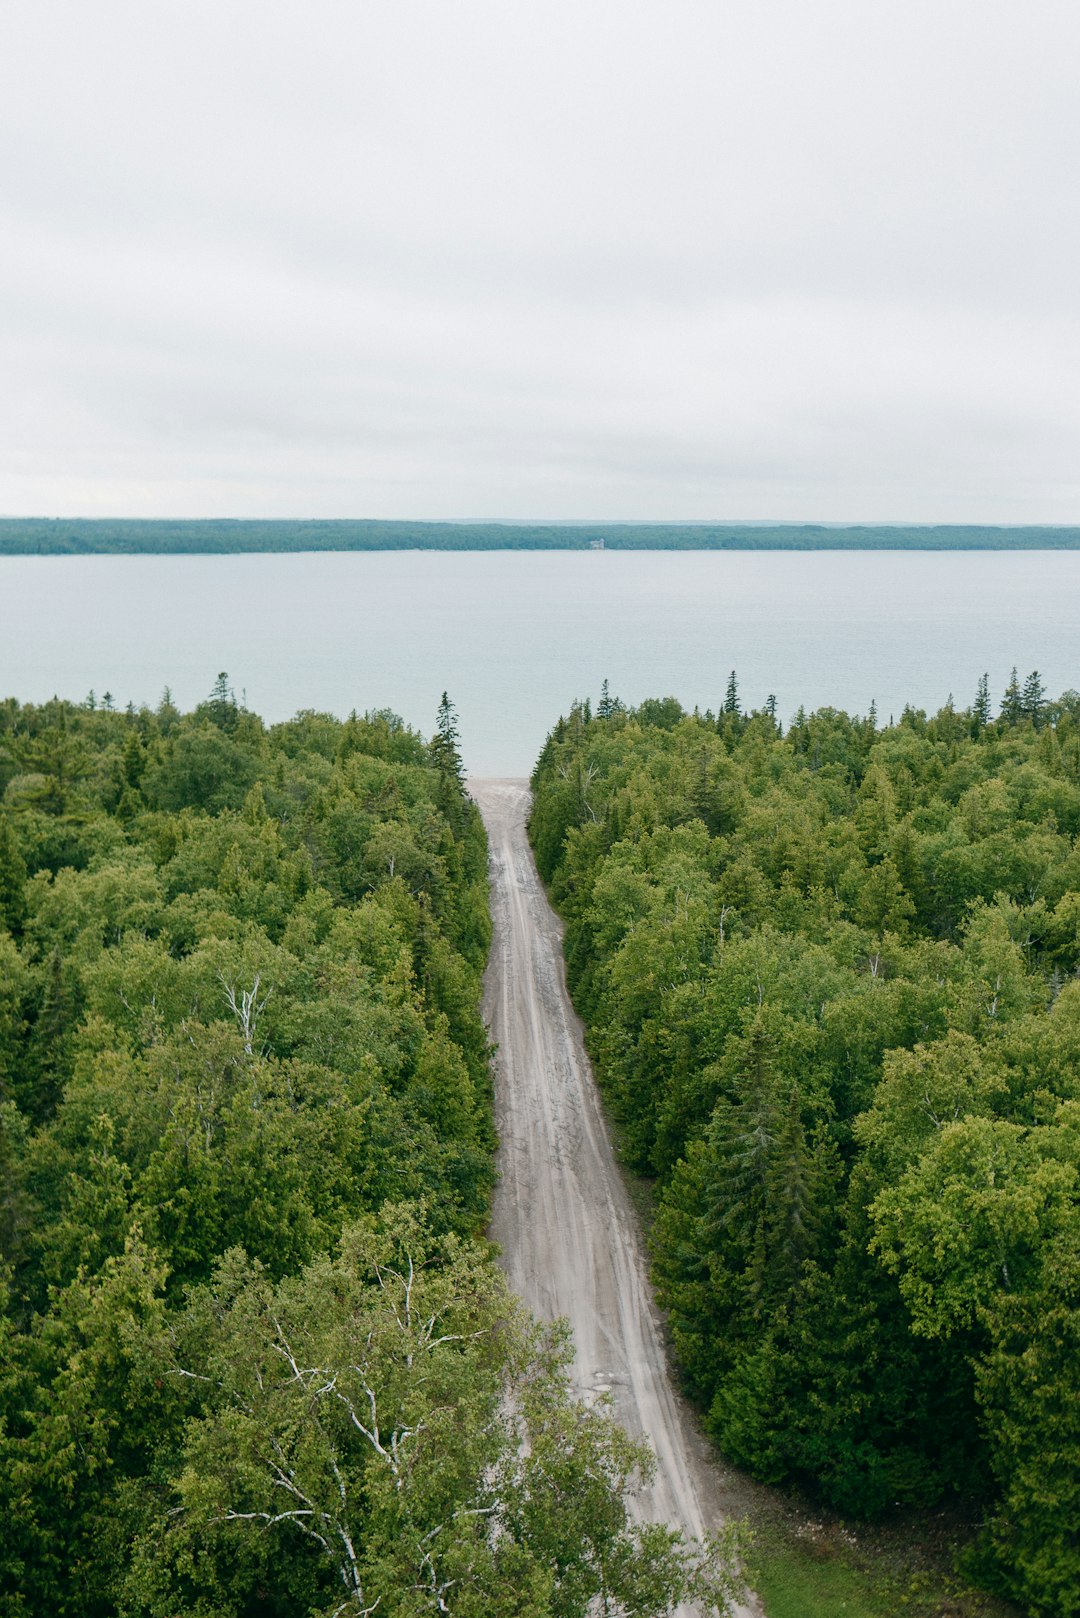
[973,673,992,731]
[703,1017,779,1264]
[766,1088,817,1304]
[121,729,145,791]
[1000,667,1023,725]
[0,815,27,933]
[157,686,180,735]
[22,948,82,1122]
[1022,669,1047,729]
[431,691,465,790]
[206,671,238,731]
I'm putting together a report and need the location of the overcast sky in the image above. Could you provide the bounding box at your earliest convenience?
[1,1,1078,522]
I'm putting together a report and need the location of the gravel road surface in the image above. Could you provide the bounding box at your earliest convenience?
[473,779,760,1618]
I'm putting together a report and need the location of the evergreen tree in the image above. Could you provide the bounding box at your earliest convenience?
[529,676,1080,1601]
[156,686,180,735]
[10,724,90,815]
[723,670,740,718]
[703,1018,779,1270]
[21,948,82,1122]
[0,816,26,934]
[1022,669,1047,729]
[121,729,146,791]
[431,690,466,790]
[205,671,239,731]
[765,1088,817,1303]
[1000,667,1023,725]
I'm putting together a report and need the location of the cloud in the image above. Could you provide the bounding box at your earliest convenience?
[1,0,1078,519]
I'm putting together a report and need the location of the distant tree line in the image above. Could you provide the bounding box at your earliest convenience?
[0,682,740,1618]
[3,518,1080,554]
[530,672,1080,1618]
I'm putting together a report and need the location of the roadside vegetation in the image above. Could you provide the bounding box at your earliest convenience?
[530,672,1080,1618]
[0,681,740,1618]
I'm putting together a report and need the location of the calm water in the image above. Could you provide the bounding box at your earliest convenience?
[2,550,1078,775]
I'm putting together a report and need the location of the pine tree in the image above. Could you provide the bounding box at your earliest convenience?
[11,724,90,815]
[206,671,238,731]
[22,948,82,1122]
[723,670,740,717]
[431,691,465,791]
[973,673,992,732]
[0,815,27,933]
[121,729,146,791]
[157,686,180,735]
[1022,670,1046,729]
[703,1017,779,1264]
[854,763,896,861]
[1000,667,1023,725]
[597,679,616,720]
[765,1088,817,1303]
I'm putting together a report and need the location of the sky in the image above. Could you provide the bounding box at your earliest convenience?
[1,0,1078,523]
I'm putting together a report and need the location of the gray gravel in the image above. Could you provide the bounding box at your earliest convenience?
[473,779,760,1618]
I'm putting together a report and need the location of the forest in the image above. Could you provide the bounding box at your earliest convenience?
[530,673,1080,1618]
[0,683,735,1618]
[3,519,1080,554]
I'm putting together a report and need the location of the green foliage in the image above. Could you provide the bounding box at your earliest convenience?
[530,685,1080,1611]
[0,813,27,931]
[125,1211,744,1618]
[975,1211,1080,1616]
[0,685,731,1617]
[0,689,543,1617]
[4,517,1080,553]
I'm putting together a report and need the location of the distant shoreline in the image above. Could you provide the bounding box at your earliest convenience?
[3,518,1080,554]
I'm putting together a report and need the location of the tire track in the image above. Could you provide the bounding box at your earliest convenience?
[472,778,760,1618]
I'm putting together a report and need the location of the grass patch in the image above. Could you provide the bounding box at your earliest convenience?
[750,1532,891,1618]
[747,1516,1019,1618]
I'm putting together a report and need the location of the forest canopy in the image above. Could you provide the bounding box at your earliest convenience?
[0,682,736,1618]
[3,518,1080,554]
[530,674,1080,1618]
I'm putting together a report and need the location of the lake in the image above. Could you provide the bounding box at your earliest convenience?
[2,550,1078,775]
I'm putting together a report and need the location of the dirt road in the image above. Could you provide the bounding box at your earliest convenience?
[473,779,759,1618]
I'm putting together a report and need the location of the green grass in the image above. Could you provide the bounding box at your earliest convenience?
[746,1518,1020,1618]
[750,1537,890,1618]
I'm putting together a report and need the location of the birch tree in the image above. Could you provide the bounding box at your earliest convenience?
[129,1209,744,1618]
